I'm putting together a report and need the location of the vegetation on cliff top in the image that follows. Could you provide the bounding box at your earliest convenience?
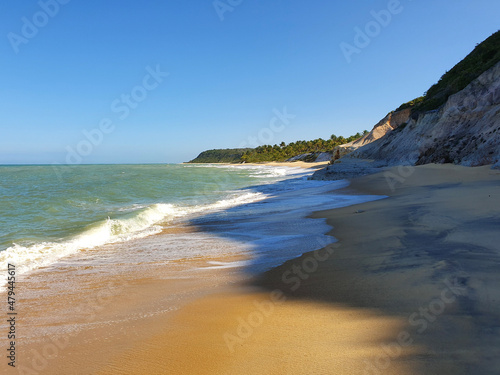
[397,30,500,113]
[191,32,500,164]
[188,149,251,163]
[240,132,367,163]
[189,131,368,163]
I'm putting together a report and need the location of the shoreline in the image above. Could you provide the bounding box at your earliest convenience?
[185,161,330,169]
[255,163,500,373]
[7,163,343,374]
[96,163,500,374]
[8,163,500,374]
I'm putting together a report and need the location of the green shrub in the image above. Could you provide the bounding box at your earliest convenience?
[398,30,500,114]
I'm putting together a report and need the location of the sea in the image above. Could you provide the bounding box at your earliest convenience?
[0,164,384,287]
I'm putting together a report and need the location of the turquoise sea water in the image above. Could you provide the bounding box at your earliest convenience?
[0,164,264,247]
[0,164,310,273]
[0,163,384,279]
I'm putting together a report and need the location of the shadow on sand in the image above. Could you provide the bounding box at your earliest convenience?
[188,172,500,374]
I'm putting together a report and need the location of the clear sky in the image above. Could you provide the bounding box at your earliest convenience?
[1,0,499,164]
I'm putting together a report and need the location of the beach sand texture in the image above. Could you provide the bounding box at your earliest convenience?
[11,163,500,374]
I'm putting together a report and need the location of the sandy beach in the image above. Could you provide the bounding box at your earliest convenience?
[185,161,331,169]
[4,2,499,374]
[11,163,500,374]
[242,161,330,169]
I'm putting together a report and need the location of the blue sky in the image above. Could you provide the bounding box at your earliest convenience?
[1,0,499,164]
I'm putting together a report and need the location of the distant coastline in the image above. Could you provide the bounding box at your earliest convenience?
[188,30,500,172]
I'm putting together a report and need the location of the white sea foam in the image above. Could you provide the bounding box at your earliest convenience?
[0,191,268,281]
[200,260,251,269]
[0,164,383,288]
[185,163,310,178]
[188,180,387,273]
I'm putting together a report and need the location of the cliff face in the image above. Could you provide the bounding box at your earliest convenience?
[347,61,500,168]
[333,108,411,159]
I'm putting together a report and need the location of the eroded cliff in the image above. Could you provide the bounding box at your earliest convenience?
[348,61,500,167]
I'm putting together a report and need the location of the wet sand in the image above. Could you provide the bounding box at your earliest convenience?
[9,164,500,374]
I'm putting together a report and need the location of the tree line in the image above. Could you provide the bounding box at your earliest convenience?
[240,131,368,163]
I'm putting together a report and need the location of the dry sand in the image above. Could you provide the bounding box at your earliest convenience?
[242,161,330,169]
[94,164,500,374]
[13,164,500,374]
[188,161,330,169]
[259,164,500,374]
